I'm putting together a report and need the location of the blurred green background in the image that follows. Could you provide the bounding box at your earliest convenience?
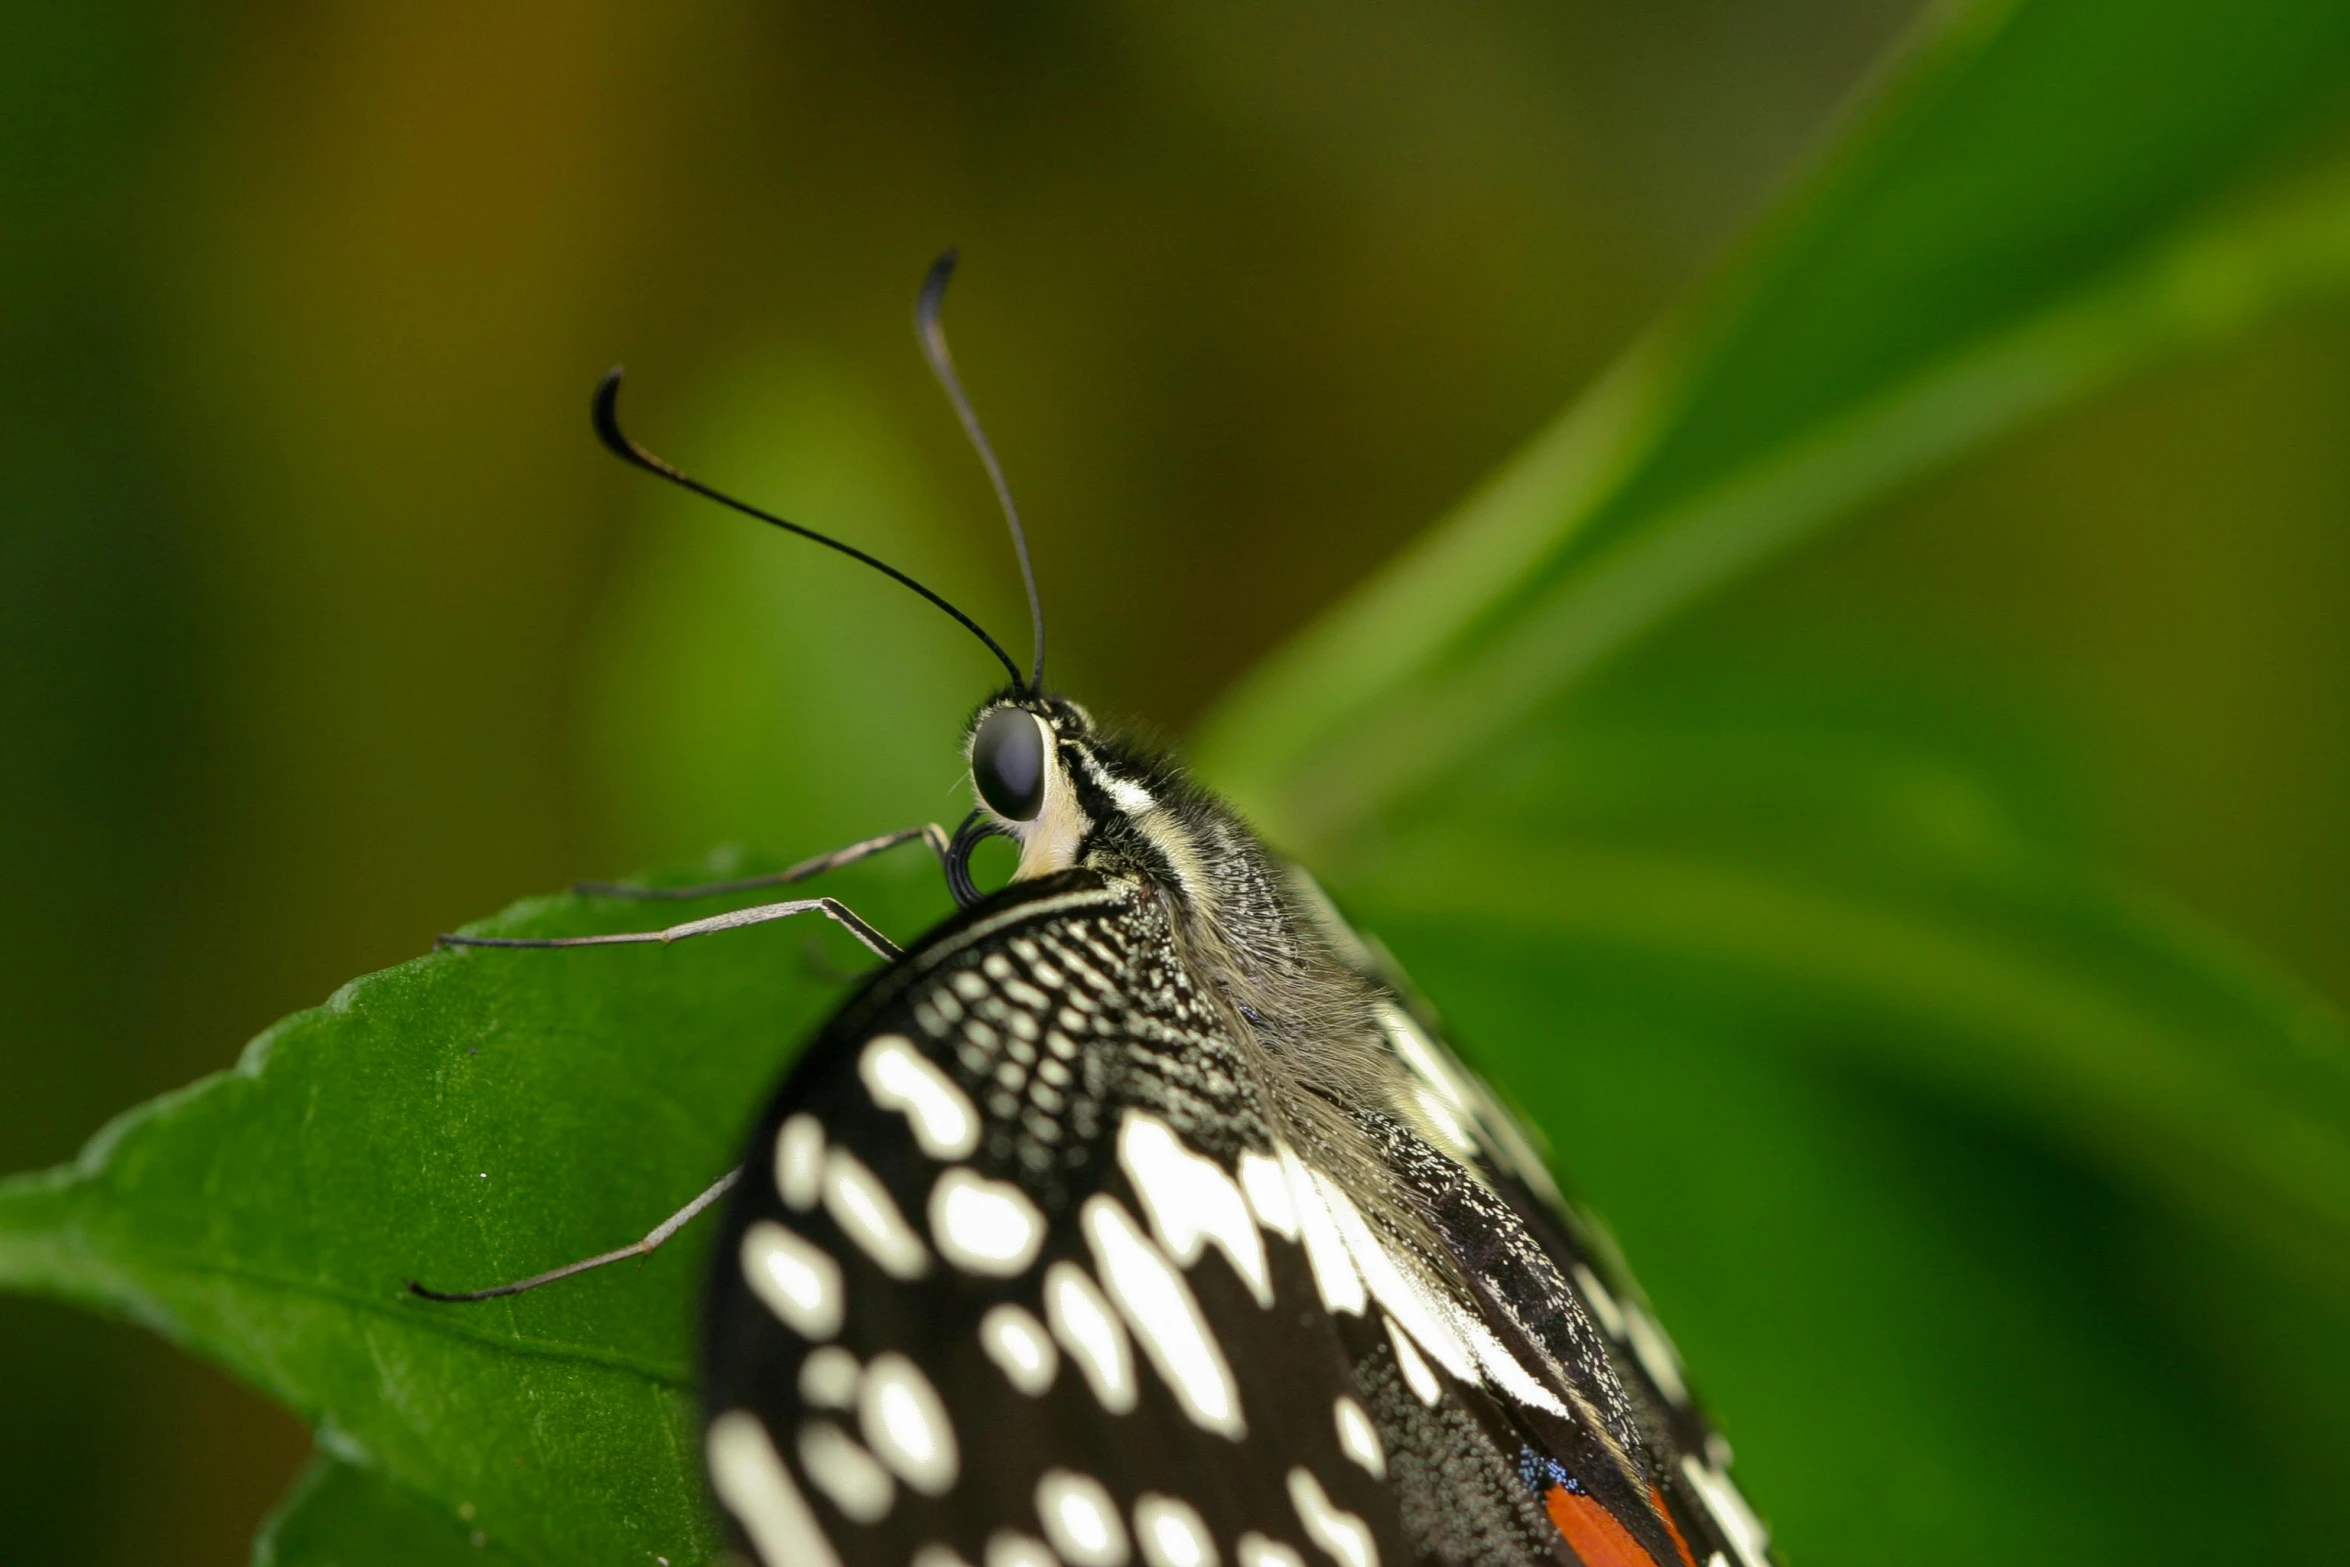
[7,1,2350,1562]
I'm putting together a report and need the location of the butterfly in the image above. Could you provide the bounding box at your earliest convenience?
[420,254,1774,1567]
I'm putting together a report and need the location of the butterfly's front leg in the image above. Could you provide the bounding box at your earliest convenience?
[407,1167,743,1303]
[437,895,904,962]
[572,823,953,901]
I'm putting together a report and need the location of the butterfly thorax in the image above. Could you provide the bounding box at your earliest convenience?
[974,697,1427,1161]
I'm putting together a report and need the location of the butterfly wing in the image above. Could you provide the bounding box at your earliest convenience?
[700,867,1768,1567]
[1349,961,1773,1567]
[704,870,1425,1567]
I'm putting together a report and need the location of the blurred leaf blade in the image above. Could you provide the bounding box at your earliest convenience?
[0,853,956,1567]
[1375,904,2350,1564]
[1198,0,2350,854]
[1356,796,2350,1287]
[251,1453,515,1567]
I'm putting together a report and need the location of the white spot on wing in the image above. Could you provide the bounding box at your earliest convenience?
[913,1548,975,1567]
[1279,1147,1364,1316]
[797,1345,859,1408]
[1134,1493,1217,1567]
[1236,1535,1303,1567]
[1332,1397,1384,1480]
[861,1035,980,1158]
[1483,1095,1568,1212]
[1625,1304,1690,1405]
[1047,1260,1136,1414]
[740,1221,842,1340]
[1682,1456,1770,1567]
[1039,1468,1130,1566]
[930,1167,1046,1276]
[1119,1112,1271,1307]
[1382,1318,1441,1407]
[1313,1172,1470,1387]
[1082,1195,1244,1438]
[987,1531,1061,1567]
[776,1115,824,1211]
[1382,1005,1471,1115]
[1286,1468,1376,1567]
[1572,1264,1626,1341]
[797,1419,893,1523]
[1236,1152,1295,1239]
[707,1411,842,1567]
[1316,1171,1567,1420]
[981,1301,1059,1396]
[860,1351,958,1496]
[823,1147,928,1279]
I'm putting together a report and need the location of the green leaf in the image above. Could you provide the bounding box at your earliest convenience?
[1369,828,2350,1276]
[0,850,955,1567]
[1364,945,2348,1565]
[1197,0,2350,856]
[252,1453,518,1567]
[16,1,2350,1561]
[1349,671,2350,1280]
[1339,683,2350,1559]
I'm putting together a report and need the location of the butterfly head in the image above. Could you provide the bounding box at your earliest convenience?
[968,686,1249,899]
[966,694,1136,883]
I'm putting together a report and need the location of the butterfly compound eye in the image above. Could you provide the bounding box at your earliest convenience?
[972,707,1048,822]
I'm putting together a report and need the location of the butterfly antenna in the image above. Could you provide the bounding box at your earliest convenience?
[591,367,1025,691]
[916,250,1045,693]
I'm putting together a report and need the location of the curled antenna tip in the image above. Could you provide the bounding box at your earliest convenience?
[917,249,960,336]
[591,366,631,458]
[591,364,678,482]
[579,358,1027,690]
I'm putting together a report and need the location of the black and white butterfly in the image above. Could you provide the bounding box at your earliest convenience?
[423,255,1774,1567]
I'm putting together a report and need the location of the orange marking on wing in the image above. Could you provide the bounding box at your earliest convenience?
[1543,1485,1664,1567]
[1650,1485,1699,1567]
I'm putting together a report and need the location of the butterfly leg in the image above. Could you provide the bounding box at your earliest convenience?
[407,1166,742,1303]
[572,823,952,900]
[437,894,905,961]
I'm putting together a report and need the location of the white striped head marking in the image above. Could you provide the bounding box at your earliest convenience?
[1038,1468,1130,1567]
[1118,1111,1272,1307]
[1235,1535,1304,1567]
[861,1035,980,1159]
[980,1302,1059,1396]
[860,1352,958,1496]
[1081,1195,1244,1438]
[1286,1468,1377,1567]
[1333,1396,1385,1480]
[1077,748,1158,816]
[1134,1493,1218,1567]
[1045,1260,1136,1414]
[740,1221,842,1340]
[822,1146,929,1279]
[776,1115,824,1211]
[707,1411,842,1567]
[797,1419,893,1523]
[930,1167,1046,1276]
